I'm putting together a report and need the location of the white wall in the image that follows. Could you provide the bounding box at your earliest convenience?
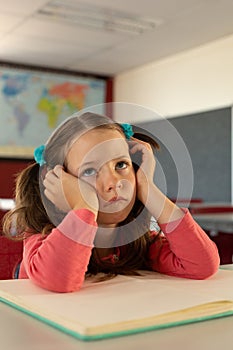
[114,34,233,122]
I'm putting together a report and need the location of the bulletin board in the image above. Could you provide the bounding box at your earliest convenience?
[0,62,109,158]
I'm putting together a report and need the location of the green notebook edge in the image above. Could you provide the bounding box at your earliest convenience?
[1,296,233,342]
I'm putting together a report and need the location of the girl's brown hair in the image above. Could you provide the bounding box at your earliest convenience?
[3,112,161,276]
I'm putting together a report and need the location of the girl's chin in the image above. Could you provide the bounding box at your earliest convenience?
[97,198,135,226]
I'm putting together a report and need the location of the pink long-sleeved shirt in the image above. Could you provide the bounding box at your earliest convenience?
[18,209,220,292]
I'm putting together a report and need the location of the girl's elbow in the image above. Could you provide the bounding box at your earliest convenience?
[197,255,220,280]
[35,279,83,293]
[52,284,83,293]
[29,273,84,293]
[47,277,85,293]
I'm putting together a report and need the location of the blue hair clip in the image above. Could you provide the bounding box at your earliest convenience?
[34,145,46,166]
[121,123,134,139]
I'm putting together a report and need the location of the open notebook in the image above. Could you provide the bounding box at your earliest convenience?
[0,269,233,341]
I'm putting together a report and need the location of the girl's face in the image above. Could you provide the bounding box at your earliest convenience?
[66,128,136,227]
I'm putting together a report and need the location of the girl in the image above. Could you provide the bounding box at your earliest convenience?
[3,112,219,292]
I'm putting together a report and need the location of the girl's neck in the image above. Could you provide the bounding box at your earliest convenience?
[95,226,117,248]
[96,247,115,259]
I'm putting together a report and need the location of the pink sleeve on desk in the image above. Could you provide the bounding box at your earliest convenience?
[148,209,220,280]
[19,209,97,292]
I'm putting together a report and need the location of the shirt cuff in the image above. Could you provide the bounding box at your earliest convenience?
[159,208,190,234]
[57,209,97,247]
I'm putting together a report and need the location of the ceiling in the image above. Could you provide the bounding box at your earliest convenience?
[0,0,233,77]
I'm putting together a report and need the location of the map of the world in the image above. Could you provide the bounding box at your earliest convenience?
[0,66,107,158]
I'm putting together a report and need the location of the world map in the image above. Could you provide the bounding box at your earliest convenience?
[0,67,106,157]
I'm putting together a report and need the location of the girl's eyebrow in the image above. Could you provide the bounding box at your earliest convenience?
[76,154,131,174]
[113,154,131,160]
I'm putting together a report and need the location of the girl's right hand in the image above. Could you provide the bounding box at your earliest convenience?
[43,165,99,218]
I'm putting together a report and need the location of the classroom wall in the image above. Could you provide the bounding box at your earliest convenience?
[0,160,32,199]
[114,35,233,203]
[114,33,233,121]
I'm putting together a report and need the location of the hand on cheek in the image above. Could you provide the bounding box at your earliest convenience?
[43,165,99,218]
[129,138,156,205]
[43,165,71,213]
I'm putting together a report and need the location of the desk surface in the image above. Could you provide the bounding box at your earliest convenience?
[0,265,233,350]
[0,301,233,350]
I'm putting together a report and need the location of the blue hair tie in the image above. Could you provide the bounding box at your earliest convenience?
[121,123,134,139]
[34,145,46,166]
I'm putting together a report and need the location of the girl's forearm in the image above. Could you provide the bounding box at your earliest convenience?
[144,183,184,225]
[22,209,97,292]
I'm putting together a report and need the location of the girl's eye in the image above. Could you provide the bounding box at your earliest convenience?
[81,168,97,177]
[116,161,128,170]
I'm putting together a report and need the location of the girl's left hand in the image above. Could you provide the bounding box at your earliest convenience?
[129,137,156,205]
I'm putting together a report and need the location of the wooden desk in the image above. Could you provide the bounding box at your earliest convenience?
[0,266,233,350]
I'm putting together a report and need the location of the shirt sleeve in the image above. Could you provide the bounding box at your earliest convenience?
[148,209,220,279]
[19,209,97,292]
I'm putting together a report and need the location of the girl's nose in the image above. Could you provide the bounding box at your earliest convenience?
[100,167,122,192]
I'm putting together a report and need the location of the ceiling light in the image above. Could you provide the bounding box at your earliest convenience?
[36,0,162,35]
